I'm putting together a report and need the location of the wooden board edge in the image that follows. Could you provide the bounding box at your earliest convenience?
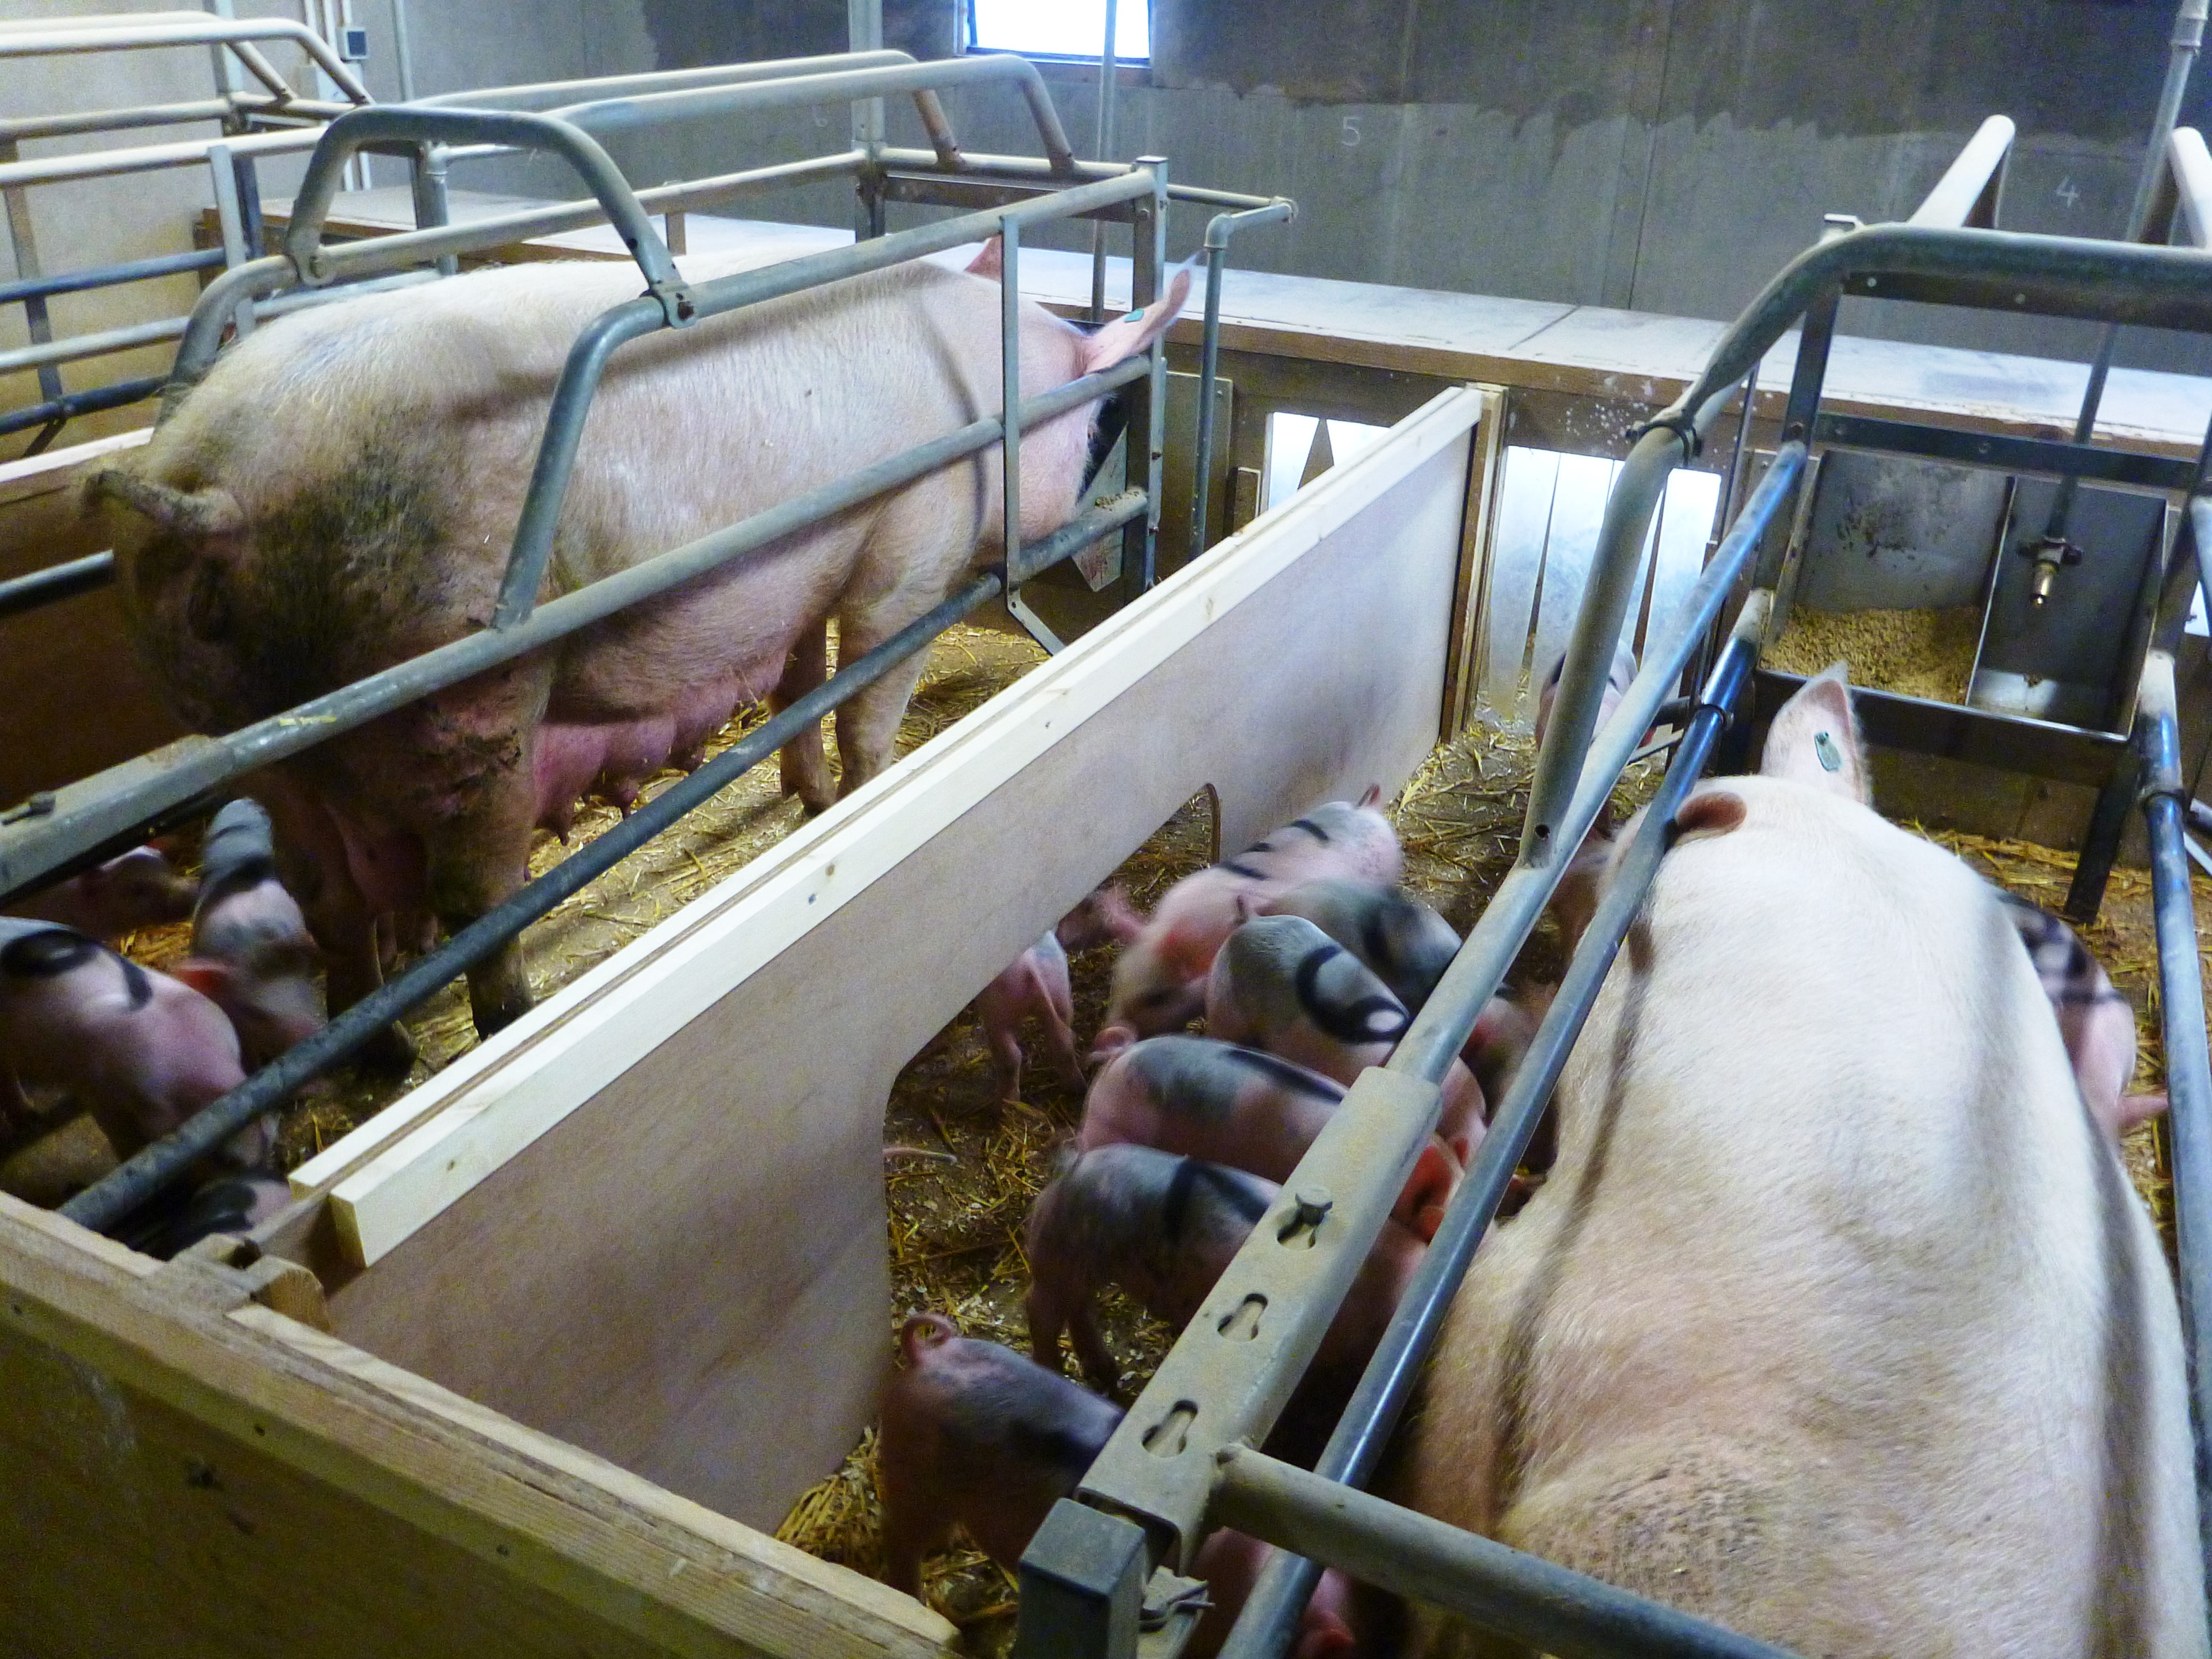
[1441,384,1511,734]
[0,1194,955,1659]
[0,425,151,501]
[307,387,1488,1266]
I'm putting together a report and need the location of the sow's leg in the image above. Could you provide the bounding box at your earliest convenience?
[771,618,837,815]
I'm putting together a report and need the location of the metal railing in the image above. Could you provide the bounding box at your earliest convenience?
[9,59,1292,1234]
[1014,120,2212,1658]
[0,11,374,448]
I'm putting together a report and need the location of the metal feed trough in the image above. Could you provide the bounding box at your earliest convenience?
[1008,123,2212,1658]
[0,48,1290,1235]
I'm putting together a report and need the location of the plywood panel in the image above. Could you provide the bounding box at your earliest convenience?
[304,389,1483,1533]
[0,1196,954,1659]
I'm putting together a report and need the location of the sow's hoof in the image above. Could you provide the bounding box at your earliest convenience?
[353,1022,419,1077]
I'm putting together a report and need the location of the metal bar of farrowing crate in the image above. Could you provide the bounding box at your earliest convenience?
[0,17,372,105]
[1211,1447,1796,1659]
[2137,647,2212,1567]
[484,168,1157,627]
[1188,199,1295,558]
[0,376,166,442]
[0,246,225,309]
[54,561,948,1229]
[417,49,920,111]
[1812,411,2203,492]
[1907,113,2013,228]
[0,93,349,148]
[0,552,117,620]
[1215,598,1770,1659]
[0,357,1145,903]
[0,122,328,197]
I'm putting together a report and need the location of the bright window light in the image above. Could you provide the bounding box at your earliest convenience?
[970,0,1150,61]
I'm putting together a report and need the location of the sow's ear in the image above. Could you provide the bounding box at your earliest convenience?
[1759,662,1869,804]
[82,466,244,545]
[965,235,1004,281]
[1671,788,1747,843]
[1078,263,1194,373]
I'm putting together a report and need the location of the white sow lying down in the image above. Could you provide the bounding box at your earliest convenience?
[1395,672,2205,1656]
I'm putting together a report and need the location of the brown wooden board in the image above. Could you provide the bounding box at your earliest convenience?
[0,1195,953,1658]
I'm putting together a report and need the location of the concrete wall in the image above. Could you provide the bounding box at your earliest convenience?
[5,0,2206,464]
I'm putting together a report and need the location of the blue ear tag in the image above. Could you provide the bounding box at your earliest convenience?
[1815,731,1842,771]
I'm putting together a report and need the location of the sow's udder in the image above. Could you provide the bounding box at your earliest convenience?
[533,677,749,832]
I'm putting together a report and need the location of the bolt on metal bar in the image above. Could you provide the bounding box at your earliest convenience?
[0,356,1145,902]
[1188,200,1295,559]
[59,567,1000,1234]
[1219,599,1768,1659]
[0,552,116,620]
[484,168,1156,629]
[1907,113,2013,228]
[2138,647,2212,1562]
[1211,1447,1799,1659]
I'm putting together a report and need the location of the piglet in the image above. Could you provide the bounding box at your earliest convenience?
[1078,1034,1458,1239]
[1262,878,1460,1014]
[171,800,327,1068]
[1101,792,1401,1047]
[0,920,269,1168]
[1204,915,1485,1161]
[4,845,196,941]
[1536,645,1641,952]
[877,1311,1356,1657]
[1998,893,2166,1141]
[973,886,1143,1107]
[975,930,1083,1106]
[1025,1143,1425,1397]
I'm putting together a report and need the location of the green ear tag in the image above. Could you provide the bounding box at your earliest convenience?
[1815,731,1842,771]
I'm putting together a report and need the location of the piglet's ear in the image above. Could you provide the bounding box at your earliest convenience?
[1760,663,1869,804]
[1356,784,1383,810]
[1078,264,1193,373]
[168,958,234,1003]
[1672,789,1747,842]
[965,235,1004,281]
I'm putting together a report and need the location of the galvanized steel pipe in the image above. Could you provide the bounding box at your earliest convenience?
[1188,200,1295,558]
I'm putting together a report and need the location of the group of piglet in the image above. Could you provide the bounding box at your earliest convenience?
[0,800,327,1251]
[876,786,1546,1653]
[872,656,2191,1653]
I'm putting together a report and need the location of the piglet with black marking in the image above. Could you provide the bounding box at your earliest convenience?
[0,919,268,1166]
[1025,1142,1425,1397]
[173,799,327,1068]
[1099,792,1400,1048]
[877,1311,1358,1656]
[1076,1033,1459,1238]
[1205,914,1486,1161]
[1261,878,1460,1014]
[1997,896,2165,1141]
[4,844,196,941]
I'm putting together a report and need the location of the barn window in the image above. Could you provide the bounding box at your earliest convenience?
[968,0,1151,61]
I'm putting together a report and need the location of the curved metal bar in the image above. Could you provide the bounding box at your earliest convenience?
[2170,126,2212,251]
[1188,200,1296,555]
[0,18,372,105]
[545,55,1077,176]
[283,106,685,310]
[1907,113,2013,228]
[417,49,920,111]
[166,260,444,394]
[1658,223,2212,429]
